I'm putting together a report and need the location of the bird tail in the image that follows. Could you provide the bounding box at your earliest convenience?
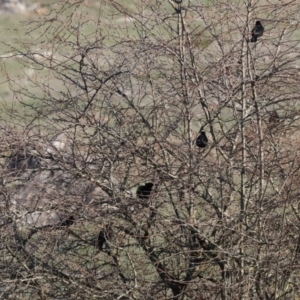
[250,35,257,43]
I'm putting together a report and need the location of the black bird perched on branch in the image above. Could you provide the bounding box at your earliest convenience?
[269,110,279,124]
[250,21,264,43]
[97,225,113,251]
[268,110,280,130]
[196,131,208,148]
[173,0,182,3]
[60,216,75,228]
[137,183,154,199]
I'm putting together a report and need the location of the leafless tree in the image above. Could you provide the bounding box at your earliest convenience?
[1,0,300,299]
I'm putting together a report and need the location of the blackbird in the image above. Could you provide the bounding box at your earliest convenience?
[269,110,279,124]
[97,225,113,251]
[137,183,154,199]
[268,110,280,130]
[250,21,264,43]
[196,131,208,148]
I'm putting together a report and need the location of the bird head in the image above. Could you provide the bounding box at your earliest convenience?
[145,183,154,189]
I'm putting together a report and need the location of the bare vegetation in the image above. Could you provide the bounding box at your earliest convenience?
[1,0,300,299]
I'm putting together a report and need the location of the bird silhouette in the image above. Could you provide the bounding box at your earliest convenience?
[97,225,113,251]
[196,131,208,148]
[268,110,280,130]
[269,110,279,124]
[250,21,264,43]
[60,216,75,228]
[137,183,154,199]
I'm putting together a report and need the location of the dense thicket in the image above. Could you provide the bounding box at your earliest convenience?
[1,0,300,299]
